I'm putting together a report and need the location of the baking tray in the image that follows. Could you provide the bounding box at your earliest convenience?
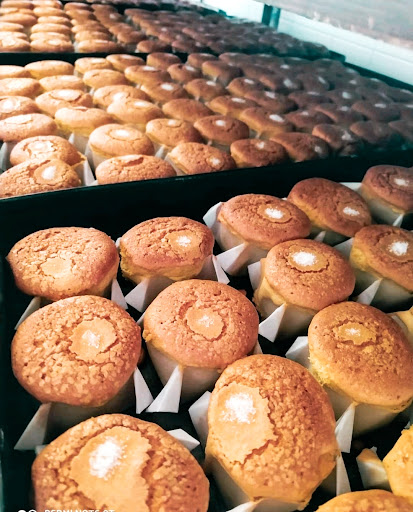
[1,149,413,512]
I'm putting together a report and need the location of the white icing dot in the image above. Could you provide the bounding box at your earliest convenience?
[405,104,413,109]
[283,78,294,88]
[244,78,254,84]
[176,234,191,246]
[221,392,256,424]
[112,92,126,101]
[265,207,284,219]
[342,91,352,99]
[342,131,353,141]
[292,251,316,266]
[48,39,61,46]
[394,177,409,187]
[197,314,213,327]
[215,119,227,127]
[142,65,156,71]
[231,97,245,103]
[280,64,290,69]
[185,65,196,71]
[89,439,123,480]
[314,145,324,155]
[167,119,180,126]
[264,91,276,98]
[210,157,221,167]
[339,106,349,111]
[318,76,327,84]
[206,80,217,86]
[389,241,409,256]
[134,100,149,107]
[343,206,360,217]
[115,129,132,138]
[160,83,175,91]
[269,114,283,123]
[33,141,53,151]
[7,114,32,124]
[255,141,266,150]
[349,79,357,85]
[55,89,80,100]
[41,165,57,181]
[346,327,360,336]
[308,91,320,96]
[374,103,386,108]
[82,329,101,348]
[301,111,310,117]
[0,98,18,111]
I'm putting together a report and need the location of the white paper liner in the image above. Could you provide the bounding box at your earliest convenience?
[336,455,351,495]
[286,336,400,434]
[311,226,346,246]
[111,277,128,309]
[188,391,211,447]
[90,147,108,170]
[167,428,200,451]
[133,366,154,414]
[356,448,391,490]
[0,141,16,172]
[353,268,412,308]
[124,254,228,312]
[15,403,51,450]
[334,238,353,258]
[341,182,361,192]
[153,141,169,159]
[68,132,89,155]
[164,154,186,176]
[15,296,41,329]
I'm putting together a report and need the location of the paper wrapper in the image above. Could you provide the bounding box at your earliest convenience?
[124,254,229,312]
[15,367,154,450]
[286,336,399,434]
[310,227,347,246]
[248,261,314,341]
[203,202,268,275]
[0,141,16,171]
[356,448,391,490]
[164,154,186,176]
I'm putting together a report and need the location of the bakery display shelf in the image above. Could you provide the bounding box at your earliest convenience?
[1,149,412,512]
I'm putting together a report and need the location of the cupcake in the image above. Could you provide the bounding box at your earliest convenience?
[106,53,144,72]
[201,60,241,86]
[88,124,154,168]
[187,52,217,69]
[207,95,256,119]
[271,133,330,162]
[167,63,202,83]
[0,113,57,142]
[7,227,119,301]
[0,64,29,79]
[0,35,30,51]
[143,280,258,400]
[226,77,264,97]
[244,90,296,113]
[288,178,371,242]
[162,98,212,123]
[93,84,149,109]
[0,77,40,98]
[77,40,124,53]
[315,103,364,125]
[316,490,413,511]
[35,89,93,117]
[0,95,38,121]
[124,65,169,87]
[184,78,228,103]
[351,100,399,122]
[82,68,128,91]
[39,74,85,92]
[96,154,176,185]
[32,414,209,512]
[146,118,202,157]
[31,37,74,52]
[287,90,327,108]
[10,135,82,167]
[390,119,413,144]
[74,57,112,76]
[350,120,402,149]
[194,114,249,151]
[230,138,288,168]
[107,98,164,132]
[312,123,363,156]
[140,81,188,106]
[308,302,413,433]
[0,157,81,198]
[350,225,413,307]
[383,426,413,504]
[360,165,413,224]
[239,107,293,138]
[167,142,236,175]
[285,109,332,133]
[26,60,74,79]
[206,354,338,509]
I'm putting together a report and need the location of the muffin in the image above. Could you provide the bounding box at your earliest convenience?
[35,89,93,117]
[390,119,413,144]
[10,135,82,167]
[288,178,371,240]
[0,95,38,121]
[136,39,170,53]
[120,217,214,284]
[143,280,259,400]
[207,95,256,119]
[107,99,164,132]
[140,81,188,106]
[308,302,413,432]
[350,121,402,149]
[77,40,124,53]
[254,239,355,319]
[360,165,413,223]
[26,60,74,80]
[0,35,30,51]
[93,85,148,109]
[315,103,364,125]
[0,157,80,198]
[88,124,154,167]
[96,154,176,185]
[55,106,113,138]
[31,38,74,52]
[106,53,144,72]
[230,138,288,168]
[226,77,264,97]
[383,426,413,504]
[0,113,57,142]
[244,90,296,113]
[82,68,128,91]
[167,142,236,175]
[201,60,241,86]
[316,490,413,511]
[74,57,112,76]
[271,133,330,162]
[194,114,249,151]
[312,123,363,156]
[0,64,29,79]
[162,98,212,123]
[0,77,40,98]
[239,107,293,138]
[187,52,217,69]
[206,354,338,509]
[39,74,85,92]
[32,414,209,512]
[167,63,202,84]
[7,227,119,301]
[146,118,202,156]
[124,65,169,87]
[285,109,332,133]
[184,78,228,102]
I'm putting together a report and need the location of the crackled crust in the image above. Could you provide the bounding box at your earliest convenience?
[7,227,119,301]
[35,89,93,117]
[0,158,81,198]
[239,107,293,138]
[96,155,175,185]
[93,85,149,109]
[168,142,235,175]
[194,115,249,145]
[288,178,371,237]
[120,217,213,282]
[162,99,212,123]
[230,138,288,168]
[218,194,310,250]
[0,113,57,141]
[206,355,338,504]
[146,118,202,148]
[361,165,413,213]
[39,75,85,92]
[0,77,40,97]
[143,280,258,368]
[184,79,228,102]
[89,124,154,158]
[32,414,209,512]
[55,107,114,136]
[74,57,112,75]
[309,302,413,408]
[271,133,330,162]
[316,490,413,511]
[82,69,128,90]
[10,135,83,166]
[12,297,141,406]
[257,239,355,311]
[0,95,39,121]
[351,225,413,291]
[383,426,413,504]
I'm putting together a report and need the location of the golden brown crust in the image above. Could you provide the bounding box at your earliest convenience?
[239,107,293,138]
[207,95,257,118]
[218,194,311,249]
[74,57,113,75]
[12,297,141,406]
[89,123,154,158]
[96,154,175,185]
[260,239,355,310]
[146,118,202,148]
[0,158,81,198]
[244,90,295,113]
[168,142,236,175]
[82,68,128,90]
[10,135,82,166]
[162,98,212,123]
[0,95,39,120]
[0,65,30,79]
[32,414,209,512]
[93,85,149,109]
[184,78,228,102]
[30,38,74,52]
[7,227,119,301]
[141,81,188,104]
[271,132,330,162]
[383,426,413,504]
[288,178,371,236]
[194,115,249,146]
[144,280,258,368]
[316,490,413,511]
[77,40,124,53]
[309,302,413,408]
[36,89,93,117]
[351,225,413,291]
[230,138,288,168]
[120,217,213,282]
[0,36,30,51]
[106,54,144,72]
[0,77,40,97]
[361,165,413,212]
[0,113,57,141]
[39,75,85,92]
[55,106,114,136]
[25,60,74,79]
[206,355,338,503]
[146,52,181,70]
[107,98,163,127]
[124,65,169,86]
